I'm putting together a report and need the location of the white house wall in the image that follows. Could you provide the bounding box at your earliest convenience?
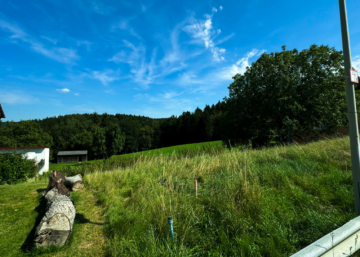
[0,148,49,175]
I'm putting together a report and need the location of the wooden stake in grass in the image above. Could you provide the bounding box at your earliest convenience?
[194,179,197,198]
[162,166,165,182]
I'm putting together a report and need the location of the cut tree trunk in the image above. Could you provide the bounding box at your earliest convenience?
[64,174,84,191]
[34,170,76,247]
[43,171,84,196]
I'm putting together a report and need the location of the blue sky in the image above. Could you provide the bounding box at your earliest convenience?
[1,0,360,122]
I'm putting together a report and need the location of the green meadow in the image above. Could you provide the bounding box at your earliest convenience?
[1,137,359,256]
[49,140,223,171]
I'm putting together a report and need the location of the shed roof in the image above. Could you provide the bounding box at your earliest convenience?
[0,146,49,150]
[0,104,5,119]
[57,150,88,156]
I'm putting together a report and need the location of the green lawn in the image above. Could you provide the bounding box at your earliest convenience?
[0,180,106,257]
[2,137,359,256]
[85,136,359,256]
[49,159,101,171]
[113,140,223,159]
[49,140,223,171]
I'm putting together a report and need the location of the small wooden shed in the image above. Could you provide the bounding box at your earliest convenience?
[57,150,88,163]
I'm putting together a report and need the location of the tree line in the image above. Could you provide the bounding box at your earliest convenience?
[0,101,226,161]
[1,44,358,161]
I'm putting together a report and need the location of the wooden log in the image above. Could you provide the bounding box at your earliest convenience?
[43,170,66,197]
[64,174,84,191]
[34,180,75,247]
[43,171,84,196]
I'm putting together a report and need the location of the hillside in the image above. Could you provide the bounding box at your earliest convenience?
[0,136,358,256]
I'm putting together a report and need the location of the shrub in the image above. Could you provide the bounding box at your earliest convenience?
[0,151,38,184]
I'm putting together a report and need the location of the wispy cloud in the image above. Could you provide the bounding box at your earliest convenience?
[56,88,70,93]
[92,70,121,85]
[91,1,115,14]
[219,6,223,10]
[353,56,360,72]
[0,20,79,64]
[183,9,226,62]
[108,41,156,88]
[219,49,265,80]
[161,91,183,99]
[113,19,142,39]
[74,93,79,96]
[41,36,57,44]
[149,94,196,111]
[0,91,39,104]
[177,72,203,86]
[108,9,233,89]
[77,40,92,51]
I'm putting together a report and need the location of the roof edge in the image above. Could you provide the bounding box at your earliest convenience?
[0,146,50,150]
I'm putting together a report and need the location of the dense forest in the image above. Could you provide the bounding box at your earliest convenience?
[1,44,359,162]
[0,101,227,161]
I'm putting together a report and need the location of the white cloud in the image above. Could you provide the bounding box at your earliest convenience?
[108,41,157,88]
[219,6,223,10]
[108,12,231,89]
[0,20,79,64]
[219,49,265,80]
[0,91,39,104]
[74,93,79,96]
[178,72,203,85]
[109,40,145,65]
[114,19,142,39]
[183,12,226,62]
[31,43,79,64]
[162,91,183,99]
[149,94,195,111]
[77,40,92,51]
[92,70,120,85]
[41,36,57,44]
[212,7,217,12]
[353,56,360,72]
[56,88,70,93]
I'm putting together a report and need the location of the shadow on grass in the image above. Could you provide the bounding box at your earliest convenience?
[20,188,47,253]
[75,213,107,226]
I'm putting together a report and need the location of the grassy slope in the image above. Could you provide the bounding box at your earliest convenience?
[2,137,360,256]
[86,136,358,256]
[0,180,106,257]
[49,140,223,171]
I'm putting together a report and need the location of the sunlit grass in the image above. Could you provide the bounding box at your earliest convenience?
[49,140,223,172]
[2,136,357,256]
[0,180,106,257]
[84,136,356,256]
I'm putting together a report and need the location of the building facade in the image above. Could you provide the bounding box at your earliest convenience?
[57,150,88,163]
[0,146,50,175]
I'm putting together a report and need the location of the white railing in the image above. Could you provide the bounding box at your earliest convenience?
[291,216,360,257]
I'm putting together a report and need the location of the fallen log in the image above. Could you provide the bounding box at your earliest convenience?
[64,174,84,191]
[34,171,76,247]
[43,170,66,197]
[43,171,84,196]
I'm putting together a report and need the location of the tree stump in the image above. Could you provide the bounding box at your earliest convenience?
[43,171,84,196]
[34,170,76,247]
[64,174,84,191]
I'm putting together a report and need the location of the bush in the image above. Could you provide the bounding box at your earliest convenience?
[0,152,38,184]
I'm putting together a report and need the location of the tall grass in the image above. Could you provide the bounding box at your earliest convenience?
[83,136,355,256]
[59,143,227,177]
